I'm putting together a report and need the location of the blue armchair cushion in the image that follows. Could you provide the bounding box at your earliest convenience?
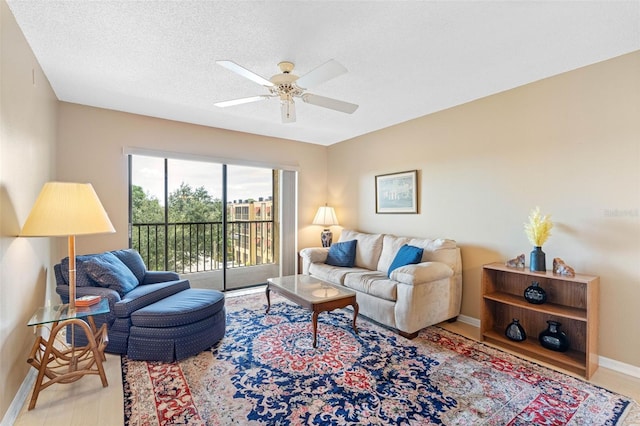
[388,244,424,276]
[325,239,357,267]
[60,255,101,287]
[143,270,181,284]
[84,252,140,296]
[111,249,147,283]
[113,279,191,318]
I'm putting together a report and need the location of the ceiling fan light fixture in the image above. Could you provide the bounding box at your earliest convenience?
[280,98,296,123]
[215,59,358,123]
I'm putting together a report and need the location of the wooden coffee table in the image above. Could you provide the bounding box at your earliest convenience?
[266,274,359,348]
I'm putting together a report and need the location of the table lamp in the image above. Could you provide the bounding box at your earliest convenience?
[20,182,115,310]
[312,205,339,247]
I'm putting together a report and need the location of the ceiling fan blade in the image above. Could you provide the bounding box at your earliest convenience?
[216,60,274,87]
[295,59,347,89]
[281,100,296,123]
[214,95,270,108]
[301,93,358,114]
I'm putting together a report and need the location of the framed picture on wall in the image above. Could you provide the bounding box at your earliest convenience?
[375,170,418,214]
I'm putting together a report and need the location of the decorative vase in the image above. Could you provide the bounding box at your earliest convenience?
[320,229,333,247]
[538,320,570,352]
[524,281,547,304]
[505,319,527,342]
[530,246,546,272]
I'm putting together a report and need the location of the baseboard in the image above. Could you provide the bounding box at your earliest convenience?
[0,368,36,426]
[600,356,640,379]
[454,315,640,380]
[457,314,480,328]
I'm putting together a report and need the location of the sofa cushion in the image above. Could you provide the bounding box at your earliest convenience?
[308,263,368,285]
[408,238,459,273]
[130,289,225,328]
[376,234,410,273]
[60,255,100,287]
[111,249,147,283]
[388,244,424,276]
[343,271,397,302]
[339,230,383,271]
[84,252,139,296]
[325,239,357,267]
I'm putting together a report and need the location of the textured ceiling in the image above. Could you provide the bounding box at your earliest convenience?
[7,1,640,146]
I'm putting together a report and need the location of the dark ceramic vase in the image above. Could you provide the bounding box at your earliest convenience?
[524,281,547,304]
[530,246,546,272]
[505,319,527,342]
[538,320,570,352]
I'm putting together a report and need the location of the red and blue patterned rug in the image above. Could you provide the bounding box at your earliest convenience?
[122,292,640,425]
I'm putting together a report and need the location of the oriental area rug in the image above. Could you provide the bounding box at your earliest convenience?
[122,292,640,425]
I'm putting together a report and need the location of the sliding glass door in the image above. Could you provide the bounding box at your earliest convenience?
[129,154,282,291]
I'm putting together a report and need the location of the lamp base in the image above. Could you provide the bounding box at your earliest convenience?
[320,229,333,247]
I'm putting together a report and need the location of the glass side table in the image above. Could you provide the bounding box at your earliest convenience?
[26,298,110,410]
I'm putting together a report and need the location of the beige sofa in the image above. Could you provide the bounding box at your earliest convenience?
[300,229,462,338]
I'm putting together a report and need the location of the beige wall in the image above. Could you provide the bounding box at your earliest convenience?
[0,0,58,418]
[328,51,640,368]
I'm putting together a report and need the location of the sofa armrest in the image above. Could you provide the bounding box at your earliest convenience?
[142,270,181,285]
[390,261,453,286]
[299,247,329,274]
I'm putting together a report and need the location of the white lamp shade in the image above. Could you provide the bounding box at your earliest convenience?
[312,206,339,227]
[20,182,115,237]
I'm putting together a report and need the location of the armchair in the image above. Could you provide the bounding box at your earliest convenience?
[55,249,190,354]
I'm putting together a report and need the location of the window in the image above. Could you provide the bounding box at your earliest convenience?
[129,154,287,291]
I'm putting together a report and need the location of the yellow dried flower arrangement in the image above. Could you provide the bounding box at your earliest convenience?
[524,206,553,247]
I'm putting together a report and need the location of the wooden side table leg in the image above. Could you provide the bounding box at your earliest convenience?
[27,317,109,410]
[92,343,108,387]
[27,327,60,410]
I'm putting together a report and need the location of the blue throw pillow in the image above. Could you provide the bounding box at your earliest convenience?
[111,249,147,283]
[60,255,100,287]
[84,252,140,296]
[388,244,424,276]
[325,239,357,267]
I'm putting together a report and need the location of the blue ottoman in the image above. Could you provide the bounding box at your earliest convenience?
[127,288,225,362]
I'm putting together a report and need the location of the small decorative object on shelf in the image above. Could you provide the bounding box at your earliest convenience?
[505,319,527,342]
[553,257,575,277]
[524,281,547,304]
[505,254,525,268]
[539,320,570,352]
[524,206,553,272]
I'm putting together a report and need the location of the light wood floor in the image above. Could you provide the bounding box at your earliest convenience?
[13,319,640,425]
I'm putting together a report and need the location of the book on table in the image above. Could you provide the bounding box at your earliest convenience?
[75,295,101,307]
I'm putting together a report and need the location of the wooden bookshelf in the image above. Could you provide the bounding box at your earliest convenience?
[481,262,599,379]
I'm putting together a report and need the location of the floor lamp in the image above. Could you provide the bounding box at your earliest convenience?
[312,205,339,247]
[20,182,115,310]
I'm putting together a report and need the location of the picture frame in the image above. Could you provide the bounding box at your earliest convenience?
[375,170,418,214]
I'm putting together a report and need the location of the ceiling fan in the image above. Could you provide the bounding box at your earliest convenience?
[214,59,359,123]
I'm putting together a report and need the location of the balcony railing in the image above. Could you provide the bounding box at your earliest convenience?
[131,220,274,274]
